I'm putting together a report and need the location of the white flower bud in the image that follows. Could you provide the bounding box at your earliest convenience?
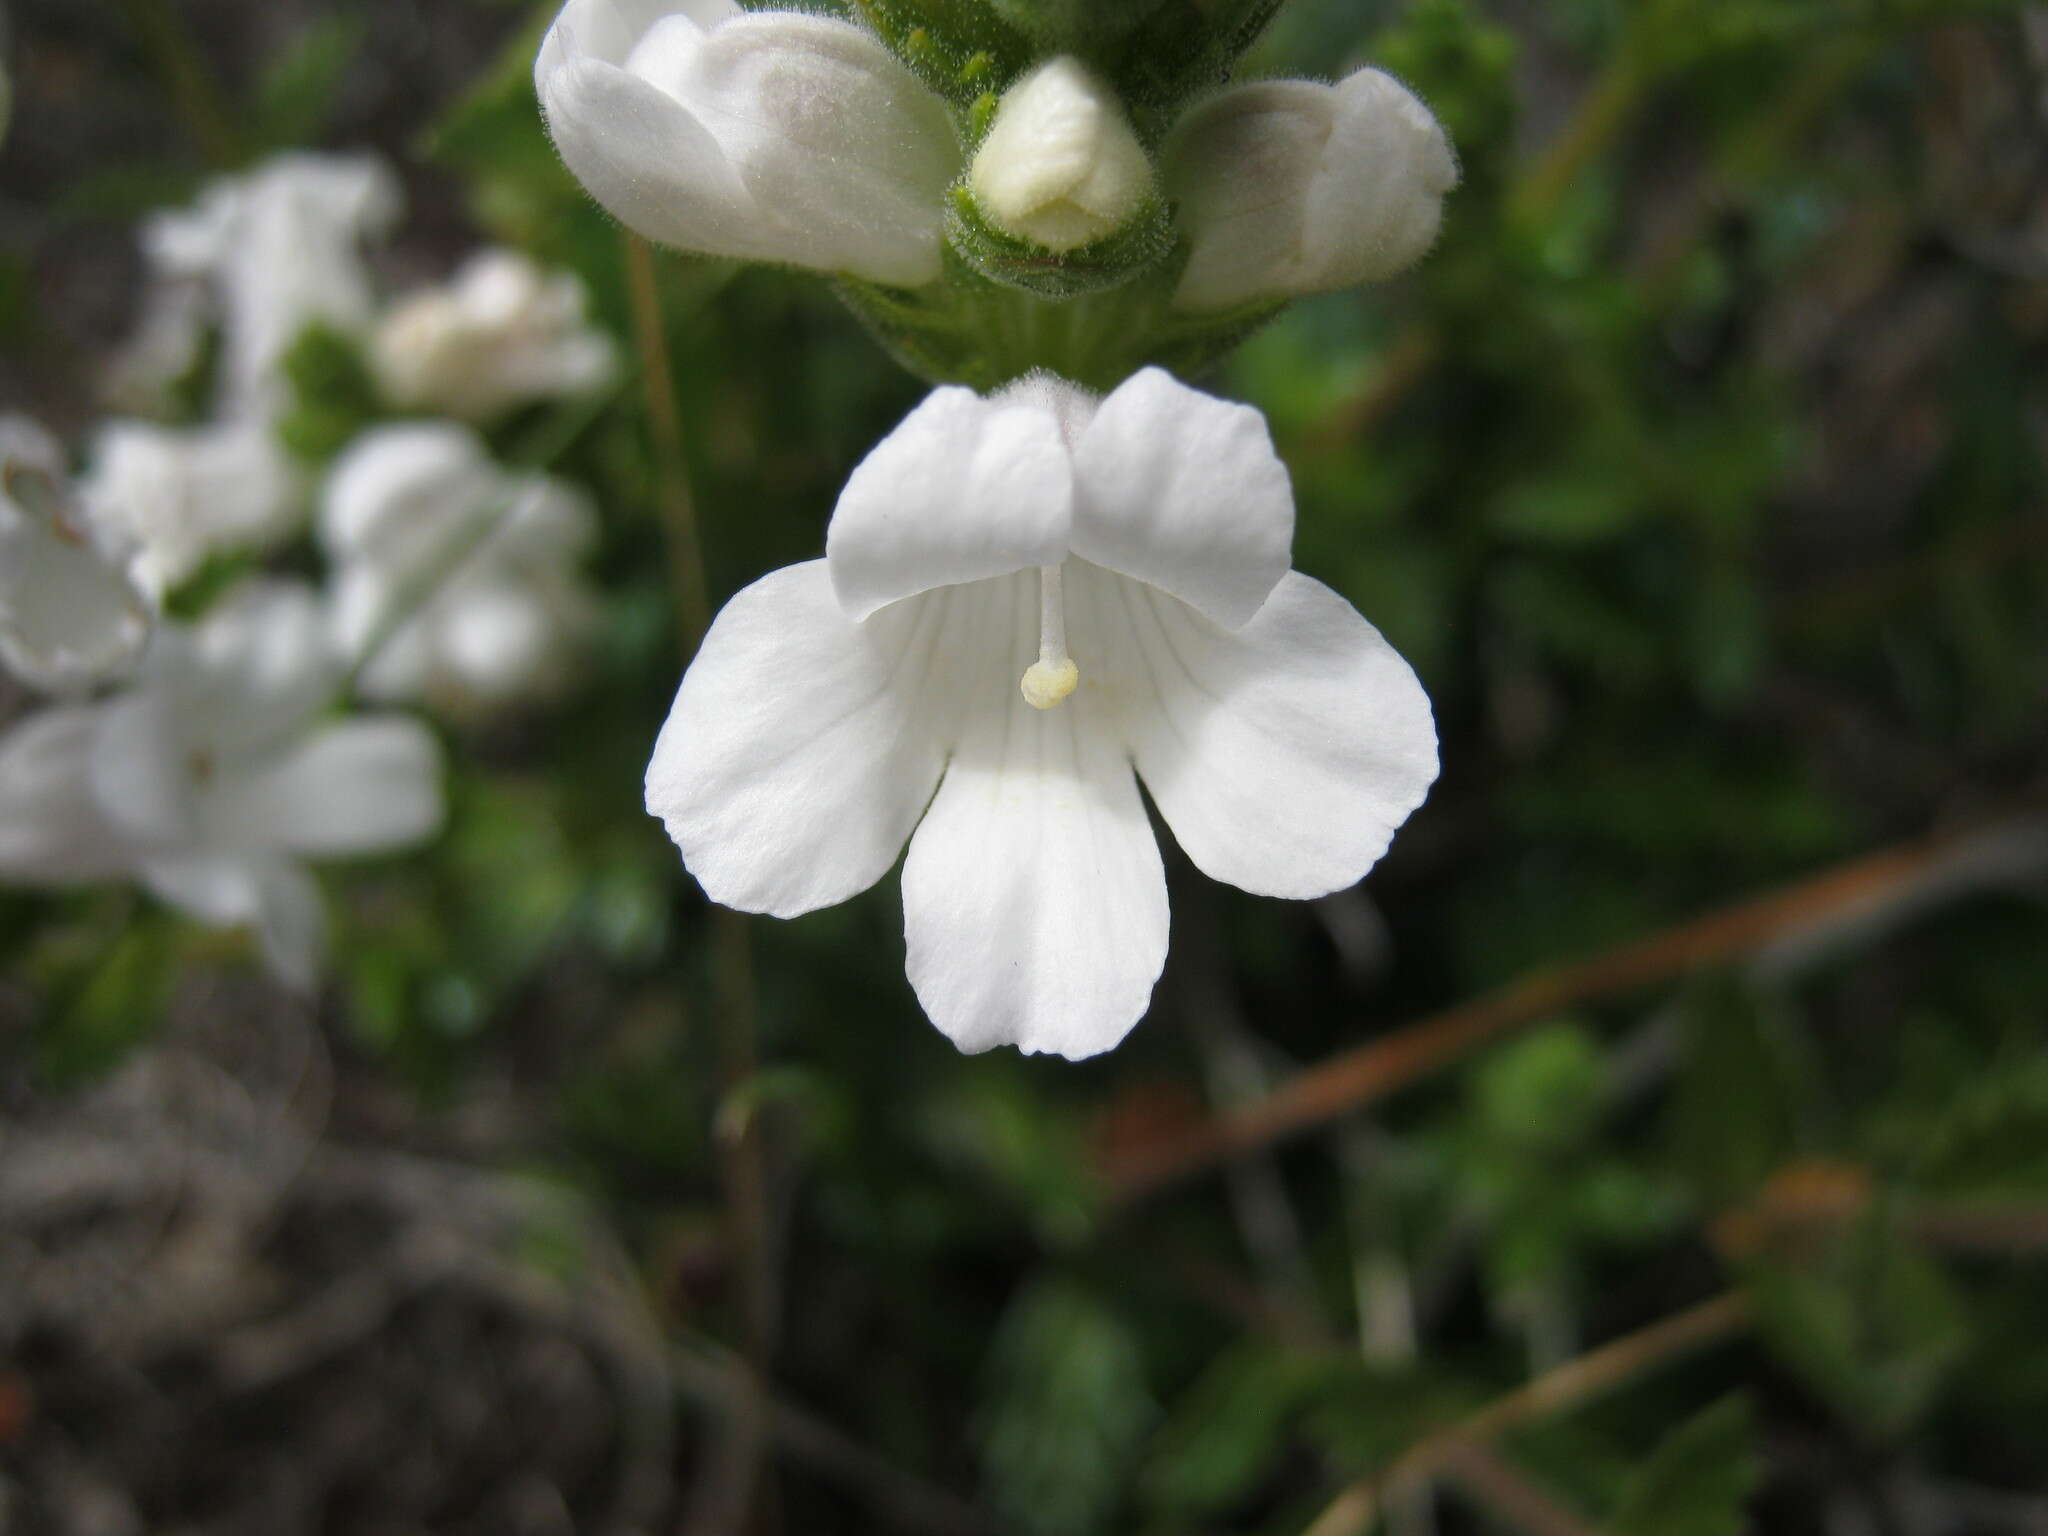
[536,0,961,286]
[969,56,1154,253]
[1164,67,1457,312]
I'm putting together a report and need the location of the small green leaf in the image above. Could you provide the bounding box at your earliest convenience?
[1142,1341,1339,1515]
[1608,1395,1760,1536]
[979,1276,1154,1536]
[1666,974,1810,1209]
[1745,1203,1970,1440]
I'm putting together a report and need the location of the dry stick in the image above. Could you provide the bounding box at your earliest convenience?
[1303,1294,1752,1536]
[623,233,775,1536]
[1102,811,2045,1203]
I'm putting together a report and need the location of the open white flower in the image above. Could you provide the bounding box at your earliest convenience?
[1164,68,1457,312]
[647,368,1437,1058]
[80,418,303,599]
[371,248,617,423]
[536,0,962,286]
[0,582,444,989]
[321,423,599,713]
[0,417,153,692]
[146,152,401,416]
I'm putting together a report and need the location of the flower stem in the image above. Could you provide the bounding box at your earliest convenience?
[622,231,776,1533]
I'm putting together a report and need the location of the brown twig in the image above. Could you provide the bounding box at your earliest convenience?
[623,232,776,1536]
[1101,810,2048,1203]
[1436,1443,1602,1536]
[1303,1294,1752,1536]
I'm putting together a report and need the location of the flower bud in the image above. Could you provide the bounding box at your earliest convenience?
[536,0,961,287]
[1164,67,1457,313]
[969,56,1154,253]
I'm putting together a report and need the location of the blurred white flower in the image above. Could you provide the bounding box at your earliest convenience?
[536,0,961,285]
[81,418,304,599]
[1164,68,1457,312]
[0,581,444,989]
[321,423,599,714]
[145,151,401,416]
[371,248,617,423]
[646,368,1438,1059]
[0,417,153,693]
[969,56,1153,253]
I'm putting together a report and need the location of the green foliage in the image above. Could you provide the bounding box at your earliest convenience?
[1607,1396,1761,1536]
[1666,975,1815,1211]
[1745,1205,1971,1440]
[1454,1024,1682,1313]
[1142,1342,1343,1516]
[10,0,2048,1529]
[978,1275,1156,1536]
[246,14,364,152]
[278,321,384,461]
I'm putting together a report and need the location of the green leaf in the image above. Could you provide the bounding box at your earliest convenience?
[248,15,365,151]
[1745,1203,1970,1440]
[1142,1341,1340,1516]
[1666,974,1810,1209]
[277,321,385,462]
[1607,1396,1760,1536]
[978,1276,1155,1536]
[1913,1055,2048,1197]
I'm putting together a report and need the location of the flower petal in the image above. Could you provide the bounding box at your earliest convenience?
[539,5,957,285]
[1070,368,1293,629]
[319,421,496,566]
[828,386,1073,621]
[901,571,1168,1059]
[141,853,326,992]
[538,0,740,77]
[1085,565,1438,900]
[1166,69,1456,312]
[178,580,340,752]
[647,560,946,918]
[668,14,960,284]
[212,716,445,858]
[0,707,139,883]
[83,419,305,598]
[538,51,765,262]
[0,421,153,693]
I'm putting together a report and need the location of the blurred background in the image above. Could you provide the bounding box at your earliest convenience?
[3,0,2047,1532]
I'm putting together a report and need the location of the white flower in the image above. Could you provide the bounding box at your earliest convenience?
[371,248,618,423]
[0,417,153,693]
[0,582,444,989]
[145,152,401,416]
[1164,68,1457,312]
[321,423,599,713]
[80,418,304,599]
[969,56,1153,252]
[535,0,962,286]
[646,368,1437,1059]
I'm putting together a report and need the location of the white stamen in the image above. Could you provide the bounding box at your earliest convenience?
[1019,563,1079,710]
